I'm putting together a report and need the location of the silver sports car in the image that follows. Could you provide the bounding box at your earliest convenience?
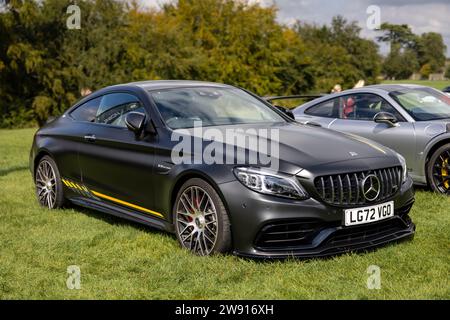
[292,84,450,194]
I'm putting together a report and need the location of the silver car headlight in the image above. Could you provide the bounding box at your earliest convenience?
[397,153,408,183]
[233,167,309,200]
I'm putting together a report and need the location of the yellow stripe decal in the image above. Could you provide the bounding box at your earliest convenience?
[91,190,164,218]
[62,179,69,187]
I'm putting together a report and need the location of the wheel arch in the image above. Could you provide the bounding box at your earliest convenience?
[169,170,231,225]
[424,136,450,184]
[33,149,55,179]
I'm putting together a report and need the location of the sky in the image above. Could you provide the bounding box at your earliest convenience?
[138,0,450,57]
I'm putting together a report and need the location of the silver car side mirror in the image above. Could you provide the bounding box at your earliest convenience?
[374,112,398,127]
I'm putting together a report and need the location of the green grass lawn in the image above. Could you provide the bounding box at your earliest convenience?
[382,79,450,90]
[0,128,449,299]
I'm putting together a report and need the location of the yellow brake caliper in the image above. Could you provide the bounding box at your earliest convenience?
[442,157,449,189]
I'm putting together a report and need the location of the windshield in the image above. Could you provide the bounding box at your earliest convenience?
[150,87,286,129]
[389,87,450,121]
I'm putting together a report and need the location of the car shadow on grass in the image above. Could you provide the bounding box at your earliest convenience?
[69,203,172,238]
[0,165,28,177]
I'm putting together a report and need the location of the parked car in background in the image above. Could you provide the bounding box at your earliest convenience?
[443,86,450,96]
[293,85,450,195]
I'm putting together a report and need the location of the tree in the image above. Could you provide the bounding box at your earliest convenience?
[295,16,381,91]
[445,65,450,80]
[382,48,419,80]
[376,23,417,53]
[416,32,447,73]
[0,1,402,127]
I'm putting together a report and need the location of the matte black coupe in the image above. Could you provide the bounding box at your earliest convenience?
[30,81,415,258]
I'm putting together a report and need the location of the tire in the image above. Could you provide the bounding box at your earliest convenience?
[35,155,67,208]
[427,143,450,195]
[173,178,232,256]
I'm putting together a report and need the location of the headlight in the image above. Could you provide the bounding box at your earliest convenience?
[397,153,408,183]
[233,167,309,200]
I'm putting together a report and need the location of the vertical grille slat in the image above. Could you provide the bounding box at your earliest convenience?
[387,168,394,195]
[346,174,352,204]
[354,173,360,204]
[314,166,402,206]
[383,169,389,199]
[377,170,385,199]
[329,176,335,203]
[337,175,344,204]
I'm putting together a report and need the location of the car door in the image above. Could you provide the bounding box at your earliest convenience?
[77,92,161,217]
[329,93,415,162]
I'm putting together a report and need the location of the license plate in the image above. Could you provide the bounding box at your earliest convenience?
[344,201,394,226]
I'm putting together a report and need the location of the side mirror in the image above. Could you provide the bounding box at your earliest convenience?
[125,112,146,135]
[373,112,398,127]
[274,105,295,120]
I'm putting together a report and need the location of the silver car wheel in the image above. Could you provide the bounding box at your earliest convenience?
[175,186,219,255]
[35,160,57,208]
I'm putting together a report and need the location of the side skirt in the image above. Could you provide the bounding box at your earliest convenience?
[69,197,175,233]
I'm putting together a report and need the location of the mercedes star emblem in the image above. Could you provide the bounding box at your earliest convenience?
[361,174,381,201]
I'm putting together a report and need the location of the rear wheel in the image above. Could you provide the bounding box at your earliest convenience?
[35,155,66,208]
[173,178,232,256]
[427,144,450,195]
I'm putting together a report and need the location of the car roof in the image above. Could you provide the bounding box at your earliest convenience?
[114,80,232,91]
[293,84,433,113]
[362,83,427,92]
[67,80,237,112]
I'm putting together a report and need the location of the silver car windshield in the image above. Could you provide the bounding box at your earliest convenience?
[389,87,450,121]
[150,87,286,129]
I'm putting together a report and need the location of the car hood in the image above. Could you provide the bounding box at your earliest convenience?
[174,122,398,174]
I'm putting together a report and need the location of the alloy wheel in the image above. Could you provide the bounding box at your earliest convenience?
[35,159,57,208]
[432,149,450,194]
[175,186,219,255]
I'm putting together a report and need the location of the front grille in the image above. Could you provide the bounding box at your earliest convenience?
[255,220,325,250]
[314,166,402,206]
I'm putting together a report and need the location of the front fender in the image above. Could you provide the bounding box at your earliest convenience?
[424,132,450,160]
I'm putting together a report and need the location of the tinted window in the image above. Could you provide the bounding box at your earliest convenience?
[70,97,101,122]
[95,93,145,127]
[304,99,337,118]
[338,93,403,121]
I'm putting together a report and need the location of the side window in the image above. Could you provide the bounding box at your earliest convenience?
[69,97,102,122]
[304,98,339,118]
[95,93,145,127]
[339,93,404,121]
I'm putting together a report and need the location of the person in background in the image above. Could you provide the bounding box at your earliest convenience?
[81,88,92,97]
[331,84,342,93]
[353,80,365,88]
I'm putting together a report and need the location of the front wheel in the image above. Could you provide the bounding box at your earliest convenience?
[173,178,232,256]
[427,144,450,195]
[35,155,67,208]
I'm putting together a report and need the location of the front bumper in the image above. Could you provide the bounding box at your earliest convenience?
[218,176,415,259]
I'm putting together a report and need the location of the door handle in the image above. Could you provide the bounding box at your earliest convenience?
[84,134,96,142]
[303,121,322,127]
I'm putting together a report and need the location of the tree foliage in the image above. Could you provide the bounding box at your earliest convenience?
[0,0,383,127]
[377,23,447,79]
